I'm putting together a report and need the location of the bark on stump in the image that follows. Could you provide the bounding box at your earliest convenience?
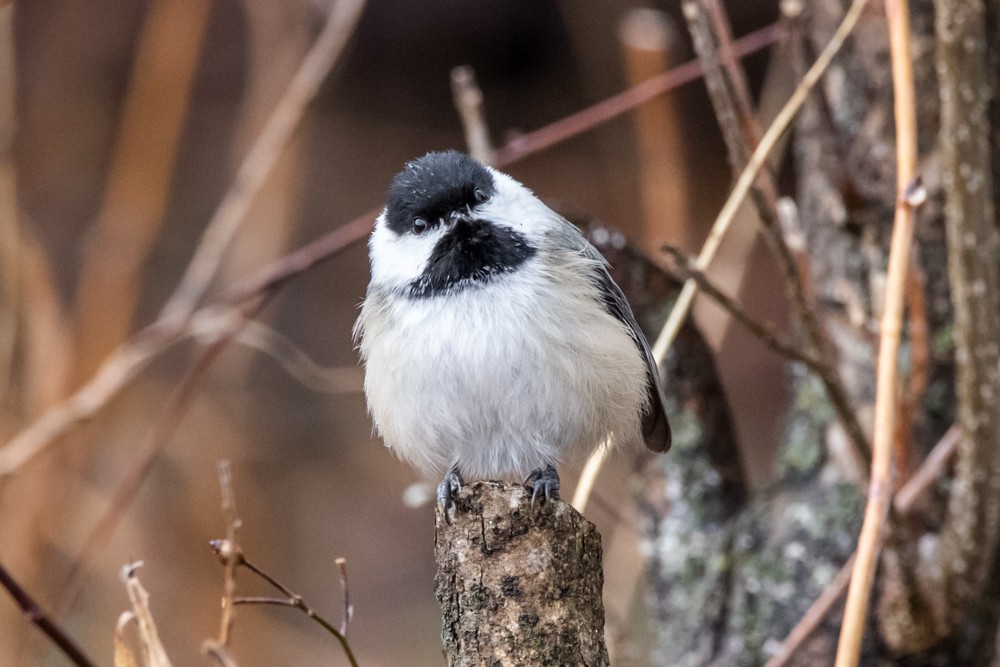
[434,481,610,667]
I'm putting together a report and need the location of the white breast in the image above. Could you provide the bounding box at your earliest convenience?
[356,253,648,480]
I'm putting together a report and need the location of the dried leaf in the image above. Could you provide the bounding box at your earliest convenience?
[119,562,173,667]
[114,612,139,667]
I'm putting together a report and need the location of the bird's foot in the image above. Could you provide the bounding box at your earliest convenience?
[437,466,464,525]
[523,465,560,513]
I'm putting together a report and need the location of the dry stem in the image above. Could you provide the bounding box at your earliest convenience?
[835,0,919,663]
[450,65,495,166]
[0,561,97,667]
[216,460,241,647]
[493,23,782,166]
[209,541,358,666]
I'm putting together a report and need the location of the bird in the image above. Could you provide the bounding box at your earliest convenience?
[354,151,670,519]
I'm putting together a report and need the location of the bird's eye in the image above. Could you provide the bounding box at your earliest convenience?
[412,217,428,234]
[473,187,488,203]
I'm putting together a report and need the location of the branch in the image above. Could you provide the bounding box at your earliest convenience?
[493,23,782,166]
[0,562,97,667]
[835,0,920,662]
[683,0,871,462]
[934,0,1000,631]
[209,541,358,667]
[576,0,870,512]
[215,460,241,647]
[436,482,609,665]
[661,247,824,370]
[450,65,495,166]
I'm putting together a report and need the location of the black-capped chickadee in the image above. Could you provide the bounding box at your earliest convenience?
[354,151,670,518]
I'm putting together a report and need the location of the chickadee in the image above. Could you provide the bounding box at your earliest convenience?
[354,151,670,518]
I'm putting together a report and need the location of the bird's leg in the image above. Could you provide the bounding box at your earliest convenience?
[437,465,464,525]
[523,464,560,512]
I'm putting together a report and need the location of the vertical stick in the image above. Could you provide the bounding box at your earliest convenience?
[835,0,919,663]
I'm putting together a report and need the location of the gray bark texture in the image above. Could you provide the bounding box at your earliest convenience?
[434,481,610,667]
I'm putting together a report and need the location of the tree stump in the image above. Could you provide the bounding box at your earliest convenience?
[434,481,610,667]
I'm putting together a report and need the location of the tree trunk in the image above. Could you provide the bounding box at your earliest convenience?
[434,481,610,667]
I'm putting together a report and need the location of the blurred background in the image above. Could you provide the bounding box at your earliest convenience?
[1,0,793,664]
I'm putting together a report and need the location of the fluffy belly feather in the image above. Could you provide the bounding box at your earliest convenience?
[358,268,647,479]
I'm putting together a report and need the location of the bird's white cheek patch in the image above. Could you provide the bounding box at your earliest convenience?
[369,223,441,289]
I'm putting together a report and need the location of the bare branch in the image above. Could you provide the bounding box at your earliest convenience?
[450,66,495,166]
[836,0,921,660]
[661,247,823,370]
[0,561,97,667]
[494,23,782,166]
[216,460,241,647]
[208,542,358,666]
[234,320,363,394]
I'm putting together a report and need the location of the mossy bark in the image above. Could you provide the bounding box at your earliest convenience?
[434,481,609,667]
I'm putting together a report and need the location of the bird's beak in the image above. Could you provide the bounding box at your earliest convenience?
[445,209,471,227]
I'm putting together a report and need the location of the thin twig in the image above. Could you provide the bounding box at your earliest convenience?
[765,554,856,667]
[335,557,352,637]
[835,0,919,662]
[451,66,495,166]
[160,0,368,323]
[767,424,959,667]
[894,425,959,514]
[208,542,359,667]
[216,460,241,647]
[661,247,825,371]
[0,562,97,667]
[235,320,363,394]
[494,23,782,166]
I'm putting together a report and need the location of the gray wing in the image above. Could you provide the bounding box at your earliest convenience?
[550,222,672,453]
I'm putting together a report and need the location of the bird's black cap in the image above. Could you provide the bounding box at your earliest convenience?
[384,151,496,235]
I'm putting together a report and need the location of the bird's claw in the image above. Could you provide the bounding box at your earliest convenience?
[437,467,464,525]
[523,465,560,514]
